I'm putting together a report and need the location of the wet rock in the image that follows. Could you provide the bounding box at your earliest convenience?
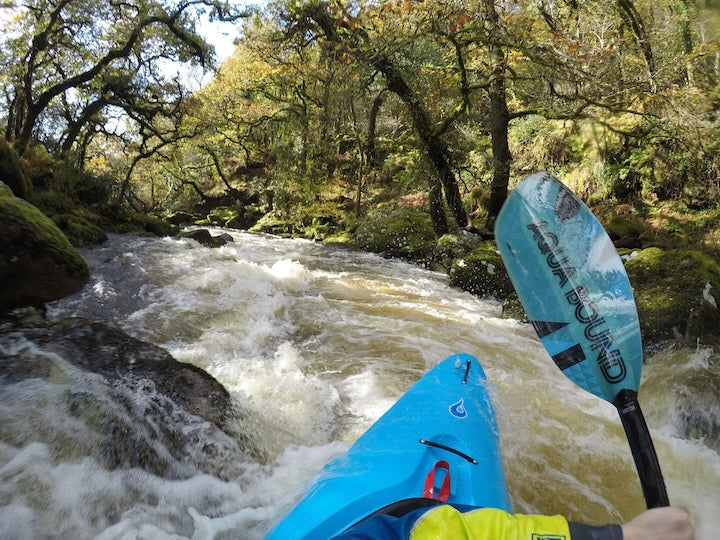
[0,318,245,479]
[501,292,528,321]
[0,182,89,312]
[178,228,233,247]
[448,241,514,299]
[165,211,199,225]
[432,231,483,273]
[624,247,720,346]
[642,346,720,453]
[354,206,436,263]
[0,139,30,199]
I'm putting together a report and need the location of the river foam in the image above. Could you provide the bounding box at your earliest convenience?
[0,229,708,538]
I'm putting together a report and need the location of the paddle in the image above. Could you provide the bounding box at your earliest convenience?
[493,172,669,509]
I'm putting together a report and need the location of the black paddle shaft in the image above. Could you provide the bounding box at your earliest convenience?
[613,389,670,508]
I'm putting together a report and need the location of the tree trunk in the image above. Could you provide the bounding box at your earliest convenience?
[428,177,447,237]
[617,0,657,92]
[678,0,695,86]
[374,56,465,232]
[60,98,108,158]
[303,4,466,234]
[483,0,513,229]
[366,92,384,167]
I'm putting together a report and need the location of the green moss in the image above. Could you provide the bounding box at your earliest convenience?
[207,206,241,227]
[1,195,81,260]
[250,211,297,237]
[1,189,89,309]
[607,215,645,239]
[53,213,108,246]
[354,207,436,262]
[1,181,13,198]
[0,140,30,199]
[432,232,482,273]
[625,248,720,344]
[323,230,355,245]
[448,241,514,298]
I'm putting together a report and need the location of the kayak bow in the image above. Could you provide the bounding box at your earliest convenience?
[266,354,510,539]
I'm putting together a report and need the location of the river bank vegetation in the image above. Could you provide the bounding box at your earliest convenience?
[2,0,720,345]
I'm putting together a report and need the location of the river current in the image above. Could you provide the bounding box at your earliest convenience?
[2,229,719,538]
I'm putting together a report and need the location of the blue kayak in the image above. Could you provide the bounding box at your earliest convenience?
[266,353,511,539]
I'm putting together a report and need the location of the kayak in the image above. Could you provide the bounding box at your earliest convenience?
[266,353,511,539]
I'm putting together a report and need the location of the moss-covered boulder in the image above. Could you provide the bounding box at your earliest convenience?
[131,212,178,237]
[165,211,200,225]
[53,212,108,246]
[250,211,297,237]
[501,292,528,321]
[205,206,242,228]
[178,228,233,248]
[448,241,514,298]
[432,231,483,272]
[0,139,30,199]
[625,248,720,345]
[355,207,436,262]
[323,230,355,246]
[0,182,89,311]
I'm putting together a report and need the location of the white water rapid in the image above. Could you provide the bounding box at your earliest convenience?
[2,229,719,539]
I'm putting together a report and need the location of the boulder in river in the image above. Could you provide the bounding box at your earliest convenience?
[0,317,246,480]
[178,228,234,247]
[0,181,89,312]
[624,247,720,347]
[448,241,515,299]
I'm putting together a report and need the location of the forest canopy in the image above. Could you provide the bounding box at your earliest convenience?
[2,0,719,235]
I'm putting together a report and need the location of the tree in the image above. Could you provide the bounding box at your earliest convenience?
[278,0,475,235]
[0,0,245,157]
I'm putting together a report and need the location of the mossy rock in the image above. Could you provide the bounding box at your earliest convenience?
[432,232,483,272]
[135,213,178,237]
[165,211,199,225]
[0,182,13,197]
[448,241,514,299]
[250,211,297,237]
[0,140,30,199]
[501,292,528,321]
[0,182,89,311]
[354,207,436,262]
[53,213,108,246]
[625,248,720,345]
[323,230,355,245]
[607,214,645,239]
[207,206,241,228]
[241,204,264,229]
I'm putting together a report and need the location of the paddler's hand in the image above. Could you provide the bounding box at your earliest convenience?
[621,506,694,540]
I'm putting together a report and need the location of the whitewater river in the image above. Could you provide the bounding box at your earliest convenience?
[2,229,719,538]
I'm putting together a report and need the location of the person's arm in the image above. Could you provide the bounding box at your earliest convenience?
[332,504,694,540]
[620,506,694,540]
[410,505,573,539]
[567,506,694,540]
[410,504,694,540]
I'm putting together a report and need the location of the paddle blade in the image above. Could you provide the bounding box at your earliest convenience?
[494,172,642,403]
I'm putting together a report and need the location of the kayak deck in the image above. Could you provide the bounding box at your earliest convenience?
[266,353,510,539]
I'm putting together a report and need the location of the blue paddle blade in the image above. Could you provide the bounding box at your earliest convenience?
[494,172,642,403]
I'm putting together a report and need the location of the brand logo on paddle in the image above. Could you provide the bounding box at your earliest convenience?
[527,220,628,385]
[449,399,467,419]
